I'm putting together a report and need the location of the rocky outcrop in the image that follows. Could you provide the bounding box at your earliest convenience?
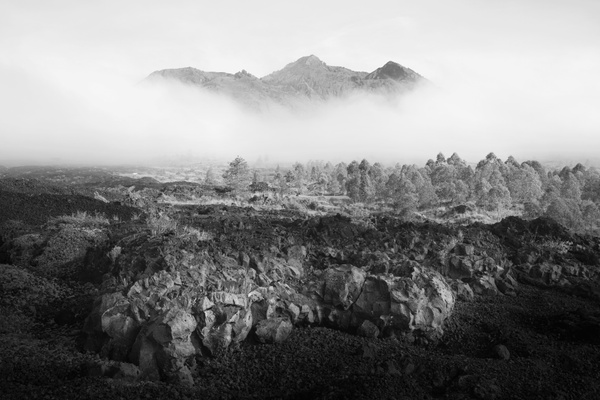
[79,211,600,385]
[82,231,456,384]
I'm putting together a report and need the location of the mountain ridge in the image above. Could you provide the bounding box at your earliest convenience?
[144,55,426,109]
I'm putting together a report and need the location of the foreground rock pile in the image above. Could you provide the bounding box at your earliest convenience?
[82,234,455,383]
[74,206,600,385]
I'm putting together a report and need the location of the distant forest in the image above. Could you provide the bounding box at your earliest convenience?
[221,152,600,234]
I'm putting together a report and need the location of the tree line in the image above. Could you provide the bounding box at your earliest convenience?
[220,153,600,233]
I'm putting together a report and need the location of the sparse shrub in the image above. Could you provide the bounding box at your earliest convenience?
[107,246,122,263]
[283,198,306,211]
[47,211,110,229]
[529,238,572,255]
[181,226,214,242]
[147,213,178,236]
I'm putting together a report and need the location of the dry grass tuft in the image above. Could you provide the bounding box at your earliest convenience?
[47,211,110,229]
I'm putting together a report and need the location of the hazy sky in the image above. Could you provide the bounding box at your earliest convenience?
[1,0,599,166]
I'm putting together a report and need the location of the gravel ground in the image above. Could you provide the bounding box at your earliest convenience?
[1,284,599,400]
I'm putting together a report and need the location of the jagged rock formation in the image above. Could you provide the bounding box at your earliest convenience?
[75,207,600,384]
[75,204,596,386]
[144,55,425,109]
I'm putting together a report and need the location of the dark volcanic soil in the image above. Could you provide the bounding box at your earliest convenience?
[1,284,599,400]
[0,178,139,227]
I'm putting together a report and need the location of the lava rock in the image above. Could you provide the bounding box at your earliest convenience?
[321,265,366,310]
[255,317,293,344]
[493,344,510,360]
[357,319,380,338]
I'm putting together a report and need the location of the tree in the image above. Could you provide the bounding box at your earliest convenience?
[326,174,341,195]
[560,172,582,202]
[315,172,330,195]
[332,162,348,195]
[436,152,446,164]
[431,163,458,202]
[404,165,438,208]
[582,200,600,232]
[582,170,600,203]
[522,160,549,189]
[487,169,512,210]
[453,180,470,204]
[369,162,387,200]
[223,156,251,192]
[505,155,520,168]
[545,197,583,231]
[447,152,466,167]
[475,179,493,209]
[358,170,375,202]
[292,162,307,194]
[204,167,216,185]
[506,164,543,204]
[346,161,361,201]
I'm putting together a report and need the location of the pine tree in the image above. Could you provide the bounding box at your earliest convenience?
[545,197,583,231]
[292,162,306,194]
[346,161,361,201]
[223,156,251,192]
[561,172,582,202]
[204,167,216,185]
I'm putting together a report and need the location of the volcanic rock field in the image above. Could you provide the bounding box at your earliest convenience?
[1,171,599,400]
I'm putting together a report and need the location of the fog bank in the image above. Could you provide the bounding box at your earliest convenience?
[1,62,599,167]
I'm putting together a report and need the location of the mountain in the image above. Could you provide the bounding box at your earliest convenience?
[144,55,425,109]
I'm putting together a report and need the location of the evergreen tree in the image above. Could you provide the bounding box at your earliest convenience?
[346,161,361,201]
[369,162,387,200]
[358,172,373,202]
[447,152,466,167]
[292,162,306,194]
[560,172,582,202]
[327,174,341,195]
[582,169,600,203]
[506,164,543,204]
[453,180,470,204]
[316,172,330,195]
[436,152,446,164]
[333,162,348,194]
[223,156,251,192]
[204,167,216,185]
[582,200,600,232]
[545,197,583,231]
[431,163,458,202]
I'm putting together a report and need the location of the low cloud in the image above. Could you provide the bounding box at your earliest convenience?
[1,62,599,167]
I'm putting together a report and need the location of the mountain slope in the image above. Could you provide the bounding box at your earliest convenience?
[144,55,426,109]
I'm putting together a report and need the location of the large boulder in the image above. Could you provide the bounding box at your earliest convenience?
[353,267,454,337]
[321,264,366,309]
[471,275,499,296]
[130,308,197,384]
[255,317,293,344]
[82,292,140,361]
[197,294,253,355]
[447,256,473,280]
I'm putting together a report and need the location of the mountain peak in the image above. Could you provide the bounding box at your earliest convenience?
[145,56,425,109]
[365,61,421,81]
[295,55,324,67]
